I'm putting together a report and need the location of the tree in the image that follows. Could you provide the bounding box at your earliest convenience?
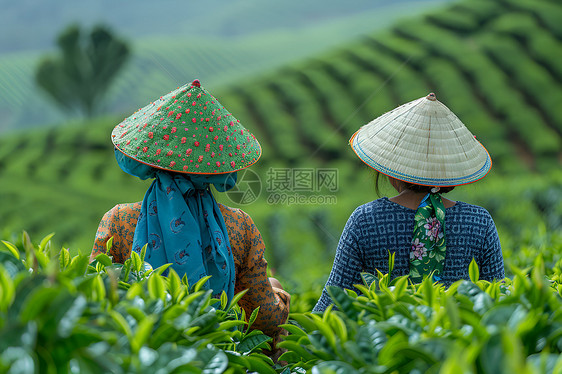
[36,24,130,118]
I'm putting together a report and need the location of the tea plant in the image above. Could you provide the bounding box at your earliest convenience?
[0,233,278,373]
[2,230,562,373]
[279,257,562,374]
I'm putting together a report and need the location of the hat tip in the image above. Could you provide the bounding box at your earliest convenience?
[191,79,201,88]
[426,92,437,101]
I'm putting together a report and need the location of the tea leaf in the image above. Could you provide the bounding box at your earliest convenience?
[140,243,147,263]
[245,355,277,374]
[237,333,271,354]
[94,253,113,267]
[388,250,395,274]
[220,291,228,310]
[201,349,228,373]
[327,286,354,318]
[193,275,212,293]
[361,272,377,288]
[148,274,166,301]
[110,310,133,340]
[38,232,55,253]
[247,307,260,331]
[469,258,480,283]
[227,289,248,312]
[0,265,15,311]
[59,248,71,270]
[106,236,114,253]
[218,320,246,331]
[279,323,306,336]
[131,251,142,273]
[131,315,157,353]
[1,240,20,260]
[22,231,34,253]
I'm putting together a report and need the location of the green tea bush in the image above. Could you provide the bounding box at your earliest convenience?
[1,0,562,300]
[480,30,562,134]
[280,257,562,374]
[526,32,562,81]
[506,0,562,40]
[452,0,502,21]
[0,234,279,373]
[425,8,478,33]
[243,86,307,161]
[267,78,343,157]
[346,70,395,120]
[2,221,562,373]
[298,67,360,130]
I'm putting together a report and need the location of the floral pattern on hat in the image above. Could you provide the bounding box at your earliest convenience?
[112,79,261,174]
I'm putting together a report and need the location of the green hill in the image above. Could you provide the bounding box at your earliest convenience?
[214,0,562,173]
[0,0,450,132]
[2,0,561,279]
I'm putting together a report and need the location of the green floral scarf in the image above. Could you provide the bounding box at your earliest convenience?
[409,193,447,283]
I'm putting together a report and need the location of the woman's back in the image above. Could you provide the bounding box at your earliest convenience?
[313,197,504,312]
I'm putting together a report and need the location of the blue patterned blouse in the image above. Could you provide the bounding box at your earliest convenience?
[313,197,504,312]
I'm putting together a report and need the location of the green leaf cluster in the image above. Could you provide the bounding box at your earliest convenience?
[279,257,562,373]
[35,24,130,118]
[0,232,275,373]
[2,232,562,373]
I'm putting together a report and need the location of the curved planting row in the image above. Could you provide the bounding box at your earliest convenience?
[212,0,562,172]
[0,0,561,256]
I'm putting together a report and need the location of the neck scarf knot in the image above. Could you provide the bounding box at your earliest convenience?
[408,193,447,283]
[115,149,237,300]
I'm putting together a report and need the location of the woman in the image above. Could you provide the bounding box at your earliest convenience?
[90,79,289,338]
[314,93,504,312]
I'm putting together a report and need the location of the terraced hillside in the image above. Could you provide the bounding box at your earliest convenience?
[1,0,561,255]
[217,0,562,173]
[0,0,450,132]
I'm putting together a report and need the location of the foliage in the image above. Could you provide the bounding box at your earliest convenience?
[279,257,562,373]
[1,1,449,133]
[2,232,562,373]
[0,0,561,283]
[35,24,130,118]
[0,233,277,373]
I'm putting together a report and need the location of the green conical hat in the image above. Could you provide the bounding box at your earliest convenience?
[112,79,261,174]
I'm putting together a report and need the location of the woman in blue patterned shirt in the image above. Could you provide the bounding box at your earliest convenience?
[314,93,504,312]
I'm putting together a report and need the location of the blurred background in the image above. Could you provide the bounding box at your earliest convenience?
[1,0,561,298]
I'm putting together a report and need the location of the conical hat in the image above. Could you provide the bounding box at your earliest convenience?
[350,93,491,186]
[112,79,261,174]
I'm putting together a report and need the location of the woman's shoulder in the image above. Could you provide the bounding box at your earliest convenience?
[106,202,142,216]
[450,201,493,217]
[448,201,496,228]
[218,204,256,230]
[119,202,142,212]
[218,203,248,220]
[351,197,405,218]
[99,203,142,226]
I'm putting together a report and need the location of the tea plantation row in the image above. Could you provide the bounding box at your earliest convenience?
[1,0,561,254]
[1,232,561,373]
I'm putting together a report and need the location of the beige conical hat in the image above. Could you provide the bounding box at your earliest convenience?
[350,93,491,186]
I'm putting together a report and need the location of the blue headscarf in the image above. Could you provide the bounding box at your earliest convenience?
[115,149,237,300]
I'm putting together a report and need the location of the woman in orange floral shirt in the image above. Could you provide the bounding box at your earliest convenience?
[90,80,289,339]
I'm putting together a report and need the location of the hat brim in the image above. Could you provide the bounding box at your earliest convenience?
[349,129,492,187]
[114,144,262,176]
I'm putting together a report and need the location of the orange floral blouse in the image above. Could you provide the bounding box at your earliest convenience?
[90,202,289,337]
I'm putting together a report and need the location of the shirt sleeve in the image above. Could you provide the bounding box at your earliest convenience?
[90,205,130,264]
[477,214,505,282]
[234,211,290,337]
[313,211,363,312]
